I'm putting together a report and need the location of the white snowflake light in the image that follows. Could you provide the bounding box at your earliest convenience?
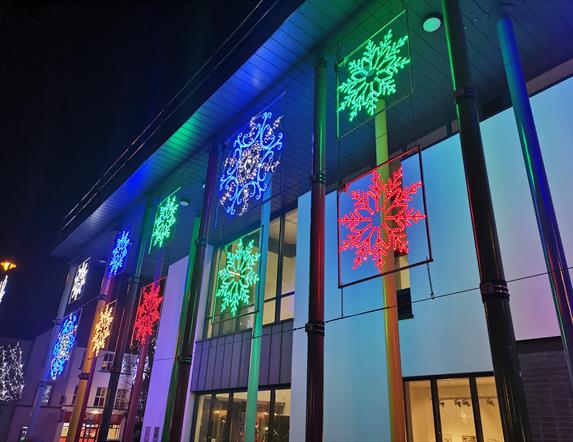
[216,238,260,316]
[0,342,25,402]
[70,260,89,302]
[0,275,8,304]
[338,28,410,122]
[219,112,284,216]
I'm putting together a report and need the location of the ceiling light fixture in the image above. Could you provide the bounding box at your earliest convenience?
[179,198,190,207]
[422,14,442,33]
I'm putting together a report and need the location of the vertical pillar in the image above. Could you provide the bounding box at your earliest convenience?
[244,183,273,441]
[97,199,154,442]
[496,7,573,385]
[165,145,220,442]
[124,335,151,441]
[26,263,77,440]
[441,0,530,440]
[305,55,327,442]
[375,100,406,442]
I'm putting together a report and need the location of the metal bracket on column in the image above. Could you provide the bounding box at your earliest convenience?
[177,354,193,365]
[195,237,208,247]
[79,372,90,381]
[305,321,325,336]
[454,86,475,102]
[480,280,510,301]
[310,172,327,185]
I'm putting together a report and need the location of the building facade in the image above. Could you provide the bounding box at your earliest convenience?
[10,1,573,441]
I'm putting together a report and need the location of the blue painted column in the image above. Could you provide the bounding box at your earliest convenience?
[497,9,573,385]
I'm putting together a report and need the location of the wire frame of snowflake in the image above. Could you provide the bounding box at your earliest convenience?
[92,303,114,357]
[337,146,431,288]
[149,190,180,253]
[69,259,89,303]
[132,280,164,345]
[336,10,412,137]
[219,111,284,217]
[109,230,131,276]
[213,232,261,319]
[50,311,80,380]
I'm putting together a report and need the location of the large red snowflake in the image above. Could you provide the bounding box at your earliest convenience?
[133,282,163,345]
[339,166,425,273]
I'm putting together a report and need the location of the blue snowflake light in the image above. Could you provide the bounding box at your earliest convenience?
[109,230,131,275]
[219,112,284,216]
[49,312,79,380]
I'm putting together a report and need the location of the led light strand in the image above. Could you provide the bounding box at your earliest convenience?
[109,230,131,275]
[339,167,425,272]
[216,238,260,317]
[50,312,79,380]
[0,342,24,402]
[133,282,163,345]
[0,275,7,304]
[150,195,179,250]
[338,28,409,122]
[70,260,89,302]
[219,112,283,216]
[92,304,114,357]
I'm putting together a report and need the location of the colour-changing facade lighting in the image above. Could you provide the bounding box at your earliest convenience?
[150,193,179,251]
[50,312,79,380]
[69,260,89,302]
[216,238,260,317]
[339,167,425,273]
[133,281,163,345]
[92,304,114,357]
[219,112,283,216]
[109,230,131,275]
[338,28,410,122]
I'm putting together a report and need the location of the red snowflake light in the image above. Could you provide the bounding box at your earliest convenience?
[133,282,163,345]
[339,166,426,273]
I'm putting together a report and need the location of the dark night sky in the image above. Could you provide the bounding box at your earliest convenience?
[0,1,259,340]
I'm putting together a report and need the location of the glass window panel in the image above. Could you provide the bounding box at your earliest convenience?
[229,392,248,442]
[281,210,297,295]
[263,300,276,325]
[265,219,280,300]
[272,389,291,441]
[255,390,271,441]
[477,377,504,442]
[209,394,229,441]
[437,378,476,442]
[280,295,294,321]
[194,395,211,442]
[405,380,435,442]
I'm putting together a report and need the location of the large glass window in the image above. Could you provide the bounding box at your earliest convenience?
[205,209,297,339]
[405,375,504,442]
[193,388,291,442]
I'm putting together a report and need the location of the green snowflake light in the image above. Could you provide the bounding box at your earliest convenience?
[150,194,179,251]
[338,28,410,122]
[216,238,260,317]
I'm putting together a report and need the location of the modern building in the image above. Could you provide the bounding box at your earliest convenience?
[10,0,573,441]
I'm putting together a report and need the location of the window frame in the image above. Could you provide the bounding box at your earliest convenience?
[404,372,500,442]
[93,386,107,407]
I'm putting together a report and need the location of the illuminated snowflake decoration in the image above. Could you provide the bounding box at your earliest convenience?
[133,282,163,345]
[70,260,89,302]
[219,112,284,216]
[0,342,25,402]
[92,304,114,357]
[339,167,425,272]
[150,194,179,250]
[216,238,260,316]
[49,312,79,380]
[338,29,409,122]
[109,230,131,275]
[0,275,7,304]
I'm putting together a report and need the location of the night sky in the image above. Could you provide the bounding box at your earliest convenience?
[0,1,259,340]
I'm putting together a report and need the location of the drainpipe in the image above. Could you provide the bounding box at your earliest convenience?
[305,54,327,442]
[441,0,530,440]
[496,3,573,387]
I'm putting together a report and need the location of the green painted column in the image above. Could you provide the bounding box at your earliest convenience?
[245,183,273,442]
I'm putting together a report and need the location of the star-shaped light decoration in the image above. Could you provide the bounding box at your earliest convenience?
[133,281,163,345]
[150,194,179,251]
[49,312,79,380]
[338,28,410,122]
[219,112,284,216]
[216,238,260,317]
[109,230,131,275]
[91,304,114,357]
[69,260,89,302]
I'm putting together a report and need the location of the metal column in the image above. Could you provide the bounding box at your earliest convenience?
[496,8,573,386]
[441,0,530,440]
[305,55,327,442]
[97,199,154,442]
[165,145,220,442]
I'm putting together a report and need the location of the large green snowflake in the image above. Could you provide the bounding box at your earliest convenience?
[150,194,179,250]
[216,238,260,317]
[338,28,410,122]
